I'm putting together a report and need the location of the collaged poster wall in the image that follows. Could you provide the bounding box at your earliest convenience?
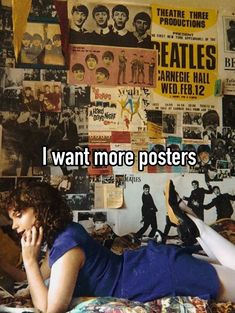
[0,1,234,238]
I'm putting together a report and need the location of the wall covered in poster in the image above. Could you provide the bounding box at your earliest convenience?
[0,0,234,239]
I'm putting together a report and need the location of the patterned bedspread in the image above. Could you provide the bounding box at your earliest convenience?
[69,296,235,313]
[1,295,235,313]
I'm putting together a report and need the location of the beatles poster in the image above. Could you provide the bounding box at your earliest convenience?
[69,44,157,87]
[151,5,218,101]
[17,22,65,67]
[68,1,153,49]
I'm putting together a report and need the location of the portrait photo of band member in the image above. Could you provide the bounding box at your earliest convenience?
[70,5,90,44]
[102,51,114,67]
[72,63,85,83]
[68,3,153,49]
[129,12,153,49]
[225,18,235,51]
[90,5,113,46]
[96,67,110,84]
[110,5,133,47]
[85,53,98,71]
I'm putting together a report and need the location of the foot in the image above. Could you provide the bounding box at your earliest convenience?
[164,180,181,225]
[165,180,200,244]
[167,180,196,222]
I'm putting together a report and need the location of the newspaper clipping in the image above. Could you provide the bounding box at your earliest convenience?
[94,182,123,209]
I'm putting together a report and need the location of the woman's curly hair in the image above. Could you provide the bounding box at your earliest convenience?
[6,181,73,249]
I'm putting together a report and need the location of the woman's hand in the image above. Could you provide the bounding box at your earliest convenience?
[21,226,43,266]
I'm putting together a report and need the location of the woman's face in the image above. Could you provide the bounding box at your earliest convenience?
[8,207,36,235]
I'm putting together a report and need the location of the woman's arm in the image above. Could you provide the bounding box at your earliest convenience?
[25,247,84,313]
[22,227,48,311]
[47,247,85,313]
[24,257,48,312]
[40,250,51,281]
[22,226,85,313]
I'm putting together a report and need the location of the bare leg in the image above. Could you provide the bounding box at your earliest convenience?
[212,264,235,302]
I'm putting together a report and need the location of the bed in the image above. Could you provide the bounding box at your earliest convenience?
[1,219,235,313]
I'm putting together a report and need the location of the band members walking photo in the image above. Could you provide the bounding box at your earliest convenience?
[183,180,213,220]
[203,186,235,220]
[135,184,158,238]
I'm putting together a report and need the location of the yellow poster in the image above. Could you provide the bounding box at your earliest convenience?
[12,0,32,61]
[151,5,218,101]
[151,5,217,38]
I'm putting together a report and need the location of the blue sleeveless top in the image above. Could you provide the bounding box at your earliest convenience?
[49,222,219,302]
[49,222,122,297]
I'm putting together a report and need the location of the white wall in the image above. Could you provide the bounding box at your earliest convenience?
[108,174,235,236]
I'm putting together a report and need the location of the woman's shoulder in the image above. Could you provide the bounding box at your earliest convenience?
[57,222,88,239]
[49,222,90,267]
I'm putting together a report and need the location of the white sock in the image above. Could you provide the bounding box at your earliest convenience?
[196,237,219,263]
[188,215,235,271]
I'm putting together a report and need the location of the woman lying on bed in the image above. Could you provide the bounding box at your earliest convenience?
[5,180,235,313]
